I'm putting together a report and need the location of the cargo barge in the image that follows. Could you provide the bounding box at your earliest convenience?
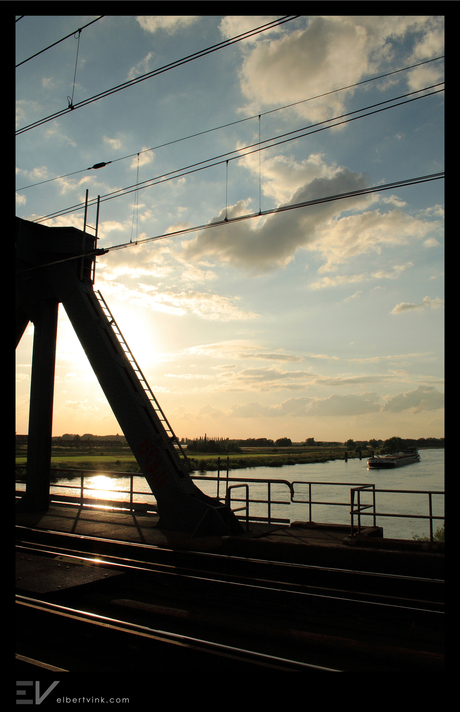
[368,448,420,469]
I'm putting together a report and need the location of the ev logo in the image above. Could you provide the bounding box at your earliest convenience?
[16,681,60,705]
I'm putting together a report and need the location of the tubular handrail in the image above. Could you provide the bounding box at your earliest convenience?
[15,465,444,541]
[226,484,250,532]
[350,484,376,536]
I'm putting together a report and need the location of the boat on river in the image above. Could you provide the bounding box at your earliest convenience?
[367,448,420,469]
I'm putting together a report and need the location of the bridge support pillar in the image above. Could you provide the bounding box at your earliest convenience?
[18,298,59,512]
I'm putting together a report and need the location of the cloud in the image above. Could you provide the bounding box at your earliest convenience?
[136,16,199,34]
[43,122,77,147]
[229,392,382,418]
[219,16,287,45]
[185,340,305,363]
[182,166,370,271]
[307,392,382,416]
[383,385,443,413]
[131,148,154,169]
[310,263,414,290]
[391,296,444,314]
[229,397,312,419]
[312,209,441,273]
[181,133,442,274]
[63,400,99,413]
[235,16,444,120]
[232,366,314,391]
[97,281,258,321]
[103,135,124,151]
[238,150,340,204]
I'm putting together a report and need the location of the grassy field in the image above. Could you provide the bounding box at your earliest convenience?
[16,443,359,474]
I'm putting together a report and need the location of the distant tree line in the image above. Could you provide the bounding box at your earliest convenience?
[184,435,444,454]
[339,436,444,453]
[52,434,127,447]
[17,433,444,453]
[185,436,301,453]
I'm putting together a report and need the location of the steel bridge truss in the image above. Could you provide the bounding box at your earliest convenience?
[15,217,243,536]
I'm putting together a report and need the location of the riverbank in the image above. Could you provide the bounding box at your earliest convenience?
[15,446,357,475]
[15,445,443,475]
[13,446,407,474]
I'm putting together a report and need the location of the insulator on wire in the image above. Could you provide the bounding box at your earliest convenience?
[90,162,112,170]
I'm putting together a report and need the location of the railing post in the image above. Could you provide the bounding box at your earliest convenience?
[226,457,229,499]
[428,492,433,542]
[226,483,249,532]
[372,485,376,527]
[267,482,271,524]
[350,488,356,536]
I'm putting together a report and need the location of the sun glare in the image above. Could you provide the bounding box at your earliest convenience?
[84,474,123,502]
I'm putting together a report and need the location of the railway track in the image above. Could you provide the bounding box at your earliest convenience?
[15,525,444,672]
[16,595,336,672]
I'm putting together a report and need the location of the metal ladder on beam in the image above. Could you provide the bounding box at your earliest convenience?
[93,290,191,470]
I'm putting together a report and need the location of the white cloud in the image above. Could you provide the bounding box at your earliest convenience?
[127,52,156,81]
[229,392,382,418]
[136,16,199,34]
[313,209,440,273]
[182,152,441,275]
[219,16,284,45]
[239,150,339,204]
[307,392,382,417]
[310,263,414,290]
[185,341,304,363]
[44,122,77,147]
[391,296,444,314]
[181,166,370,271]
[131,149,154,169]
[383,385,443,413]
[97,281,258,321]
[235,16,444,120]
[103,135,124,151]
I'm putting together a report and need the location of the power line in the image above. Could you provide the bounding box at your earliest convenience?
[15,16,105,67]
[15,15,299,135]
[16,55,444,192]
[110,172,445,251]
[16,172,445,274]
[30,84,444,225]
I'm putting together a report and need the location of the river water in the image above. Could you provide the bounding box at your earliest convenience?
[50,448,444,541]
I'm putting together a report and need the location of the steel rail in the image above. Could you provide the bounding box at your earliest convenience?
[16,527,444,615]
[16,594,338,672]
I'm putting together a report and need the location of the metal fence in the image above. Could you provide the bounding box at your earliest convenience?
[15,466,444,541]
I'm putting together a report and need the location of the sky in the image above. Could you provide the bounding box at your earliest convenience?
[15,13,445,443]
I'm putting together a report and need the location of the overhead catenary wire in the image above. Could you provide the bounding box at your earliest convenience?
[15,16,104,67]
[16,54,444,192]
[67,28,82,110]
[15,15,300,135]
[30,83,444,225]
[130,154,140,244]
[107,173,446,252]
[16,171,445,275]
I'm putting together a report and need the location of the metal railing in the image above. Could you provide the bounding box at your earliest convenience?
[350,484,376,536]
[226,484,250,532]
[366,487,444,543]
[15,466,158,513]
[15,465,444,541]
